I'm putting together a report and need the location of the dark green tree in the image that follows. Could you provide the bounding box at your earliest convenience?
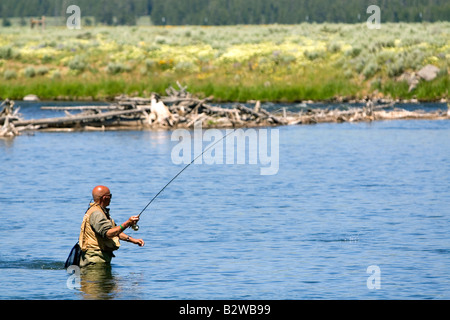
[0,0,448,25]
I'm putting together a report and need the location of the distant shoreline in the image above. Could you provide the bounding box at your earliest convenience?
[9,93,450,105]
[0,24,449,103]
[2,89,448,139]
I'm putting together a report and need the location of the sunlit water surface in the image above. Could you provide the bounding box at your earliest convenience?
[0,102,449,299]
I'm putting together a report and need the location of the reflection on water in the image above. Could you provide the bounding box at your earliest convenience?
[80,265,117,300]
[77,266,146,300]
[0,137,15,148]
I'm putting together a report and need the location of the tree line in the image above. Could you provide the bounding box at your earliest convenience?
[1,0,449,26]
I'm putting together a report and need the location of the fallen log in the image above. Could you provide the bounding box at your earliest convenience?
[14,109,147,129]
[236,104,264,119]
[259,107,287,125]
[0,115,20,125]
[41,105,121,111]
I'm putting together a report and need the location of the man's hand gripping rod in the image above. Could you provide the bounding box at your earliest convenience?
[132,128,236,231]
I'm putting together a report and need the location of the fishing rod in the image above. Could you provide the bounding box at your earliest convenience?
[131,128,236,231]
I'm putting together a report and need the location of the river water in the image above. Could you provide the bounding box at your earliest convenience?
[0,101,449,300]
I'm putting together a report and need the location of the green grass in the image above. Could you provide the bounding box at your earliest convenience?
[183,67,360,102]
[375,75,449,100]
[0,75,357,102]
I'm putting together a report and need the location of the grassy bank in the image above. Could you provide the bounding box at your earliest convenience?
[0,23,449,102]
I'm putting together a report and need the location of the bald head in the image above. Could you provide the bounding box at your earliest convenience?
[92,185,111,202]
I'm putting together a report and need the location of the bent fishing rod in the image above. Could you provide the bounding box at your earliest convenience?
[131,128,236,231]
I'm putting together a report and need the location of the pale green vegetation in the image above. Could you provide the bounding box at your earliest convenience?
[0,23,448,101]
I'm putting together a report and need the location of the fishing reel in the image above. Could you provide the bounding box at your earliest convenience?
[131,224,139,231]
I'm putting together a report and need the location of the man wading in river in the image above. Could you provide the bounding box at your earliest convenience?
[79,185,145,268]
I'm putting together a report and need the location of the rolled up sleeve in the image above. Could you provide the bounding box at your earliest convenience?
[89,210,114,238]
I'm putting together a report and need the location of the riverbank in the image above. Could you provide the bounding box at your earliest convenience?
[0,23,449,102]
[1,84,449,138]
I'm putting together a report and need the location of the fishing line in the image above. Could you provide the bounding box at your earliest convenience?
[132,127,236,231]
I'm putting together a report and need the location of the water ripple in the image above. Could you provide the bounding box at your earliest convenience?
[0,259,65,270]
[1,103,449,299]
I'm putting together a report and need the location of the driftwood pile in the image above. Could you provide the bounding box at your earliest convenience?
[287,100,450,125]
[1,83,289,136]
[1,83,449,137]
[114,82,288,129]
